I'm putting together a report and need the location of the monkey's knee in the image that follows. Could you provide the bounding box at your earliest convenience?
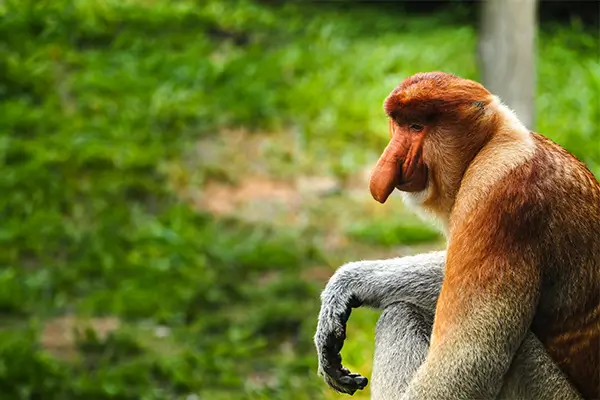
[371,302,433,400]
[499,333,582,400]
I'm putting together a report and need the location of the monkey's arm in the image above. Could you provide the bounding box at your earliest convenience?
[314,251,445,394]
[400,244,541,400]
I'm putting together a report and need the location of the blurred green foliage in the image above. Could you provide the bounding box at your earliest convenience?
[347,220,441,248]
[0,0,598,399]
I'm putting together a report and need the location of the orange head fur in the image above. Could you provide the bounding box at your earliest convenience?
[370,72,501,214]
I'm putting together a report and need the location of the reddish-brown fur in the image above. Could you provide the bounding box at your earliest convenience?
[441,134,600,397]
[369,121,428,202]
[373,72,600,398]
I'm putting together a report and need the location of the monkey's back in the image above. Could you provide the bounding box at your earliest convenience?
[505,133,600,398]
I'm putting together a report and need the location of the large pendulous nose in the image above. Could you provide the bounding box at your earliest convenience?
[369,139,403,204]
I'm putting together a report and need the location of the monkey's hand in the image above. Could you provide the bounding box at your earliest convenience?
[314,290,368,395]
[314,254,445,394]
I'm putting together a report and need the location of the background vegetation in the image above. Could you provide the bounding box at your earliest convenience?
[1,0,598,399]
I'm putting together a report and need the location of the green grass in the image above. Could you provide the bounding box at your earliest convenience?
[0,0,598,399]
[347,218,442,247]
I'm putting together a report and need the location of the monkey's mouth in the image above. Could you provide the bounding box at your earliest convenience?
[394,164,429,193]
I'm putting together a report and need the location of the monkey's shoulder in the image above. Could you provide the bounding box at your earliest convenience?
[455,134,600,259]
[494,133,600,216]
[530,132,600,193]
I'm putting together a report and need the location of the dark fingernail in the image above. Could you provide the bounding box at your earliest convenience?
[355,376,368,388]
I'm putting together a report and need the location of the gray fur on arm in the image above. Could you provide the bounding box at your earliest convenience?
[320,250,445,312]
[314,251,445,395]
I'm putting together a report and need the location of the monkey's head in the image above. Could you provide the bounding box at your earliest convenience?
[370,71,495,204]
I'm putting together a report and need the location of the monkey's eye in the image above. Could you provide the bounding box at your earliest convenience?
[410,123,424,132]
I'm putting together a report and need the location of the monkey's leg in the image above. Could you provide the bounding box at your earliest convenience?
[372,302,581,400]
[370,302,433,400]
[499,333,582,399]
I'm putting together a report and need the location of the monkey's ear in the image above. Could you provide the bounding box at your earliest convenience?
[472,101,485,110]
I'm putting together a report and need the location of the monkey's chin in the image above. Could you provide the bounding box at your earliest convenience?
[395,175,428,193]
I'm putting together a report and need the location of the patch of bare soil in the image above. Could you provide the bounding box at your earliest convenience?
[197,174,345,225]
[40,316,120,360]
[189,129,352,227]
[199,177,300,220]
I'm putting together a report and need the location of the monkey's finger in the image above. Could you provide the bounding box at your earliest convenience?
[330,382,357,396]
[337,374,368,393]
[346,373,368,389]
[322,366,368,393]
[320,369,355,394]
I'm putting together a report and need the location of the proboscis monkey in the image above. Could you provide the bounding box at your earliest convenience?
[314,72,600,399]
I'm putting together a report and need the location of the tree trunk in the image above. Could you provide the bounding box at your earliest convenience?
[478,0,538,130]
